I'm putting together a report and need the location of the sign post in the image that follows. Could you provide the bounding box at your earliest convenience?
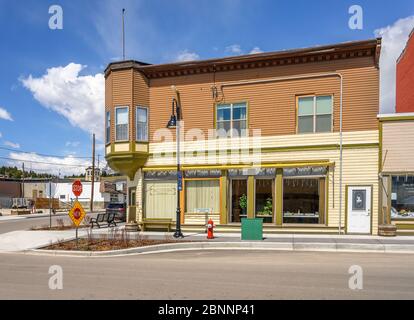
[70,180,84,246]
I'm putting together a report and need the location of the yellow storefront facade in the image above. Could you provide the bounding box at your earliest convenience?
[105,39,382,235]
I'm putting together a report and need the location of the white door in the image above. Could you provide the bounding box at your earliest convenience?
[347,186,371,234]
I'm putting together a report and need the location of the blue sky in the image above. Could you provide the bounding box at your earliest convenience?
[0,0,413,175]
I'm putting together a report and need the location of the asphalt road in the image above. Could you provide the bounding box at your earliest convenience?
[1,250,414,299]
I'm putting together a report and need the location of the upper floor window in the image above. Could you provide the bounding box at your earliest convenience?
[216,102,247,137]
[115,106,129,141]
[105,111,110,144]
[297,95,333,134]
[136,106,148,142]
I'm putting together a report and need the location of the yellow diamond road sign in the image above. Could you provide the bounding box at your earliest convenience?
[69,200,86,227]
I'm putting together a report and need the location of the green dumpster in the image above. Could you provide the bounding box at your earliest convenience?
[241,218,263,241]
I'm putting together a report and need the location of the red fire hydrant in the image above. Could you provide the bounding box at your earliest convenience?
[207,218,215,239]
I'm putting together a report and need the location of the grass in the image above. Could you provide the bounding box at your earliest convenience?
[45,231,185,251]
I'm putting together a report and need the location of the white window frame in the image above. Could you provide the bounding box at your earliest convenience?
[297,95,333,134]
[115,106,129,142]
[216,102,248,137]
[136,106,149,142]
[105,110,111,144]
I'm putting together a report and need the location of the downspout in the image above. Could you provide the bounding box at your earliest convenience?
[338,74,343,235]
[220,72,344,234]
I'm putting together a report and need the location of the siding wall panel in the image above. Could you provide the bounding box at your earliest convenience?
[382,121,414,172]
[149,57,379,142]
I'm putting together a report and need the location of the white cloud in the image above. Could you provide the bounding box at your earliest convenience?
[249,47,263,54]
[7,152,91,177]
[0,107,13,121]
[375,16,414,114]
[175,50,200,62]
[4,141,20,149]
[65,141,80,148]
[21,63,105,141]
[225,44,242,55]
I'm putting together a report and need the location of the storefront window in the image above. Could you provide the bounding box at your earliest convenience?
[231,179,247,223]
[391,175,414,219]
[283,178,324,224]
[144,181,177,220]
[255,179,274,223]
[185,180,220,214]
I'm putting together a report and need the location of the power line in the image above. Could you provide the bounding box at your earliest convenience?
[0,156,90,168]
[0,146,93,159]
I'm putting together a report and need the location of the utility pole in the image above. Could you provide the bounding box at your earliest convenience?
[49,179,52,229]
[90,133,95,213]
[21,162,25,198]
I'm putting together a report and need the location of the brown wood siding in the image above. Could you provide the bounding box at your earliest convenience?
[132,70,150,141]
[148,57,379,142]
[107,69,133,142]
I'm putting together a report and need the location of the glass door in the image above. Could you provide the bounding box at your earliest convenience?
[255,179,274,223]
[230,179,247,223]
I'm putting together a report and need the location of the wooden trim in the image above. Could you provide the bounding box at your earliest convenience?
[275,168,283,226]
[105,39,380,78]
[379,116,414,122]
[143,160,334,172]
[326,168,330,226]
[319,178,326,224]
[247,176,255,219]
[149,142,379,158]
[220,171,228,225]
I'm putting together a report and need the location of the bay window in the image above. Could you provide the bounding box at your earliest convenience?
[136,106,148,142]
[115,107,129,141]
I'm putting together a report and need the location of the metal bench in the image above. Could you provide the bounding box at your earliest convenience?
[90,212,117,229]
[141,218,173,232]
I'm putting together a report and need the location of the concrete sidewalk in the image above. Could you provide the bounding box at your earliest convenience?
[0,227,114,252]
[2,227,414,254]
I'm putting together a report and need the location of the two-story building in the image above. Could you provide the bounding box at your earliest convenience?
[379,28,414,235]
[105,38,382,235]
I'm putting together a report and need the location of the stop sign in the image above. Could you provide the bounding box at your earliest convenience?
[72,180,83,197]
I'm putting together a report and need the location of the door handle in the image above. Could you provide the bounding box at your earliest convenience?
[367,209,371,216]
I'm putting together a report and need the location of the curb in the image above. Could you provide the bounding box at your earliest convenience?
[23,241,414,257]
